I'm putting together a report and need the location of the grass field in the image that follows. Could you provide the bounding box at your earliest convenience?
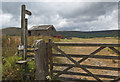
[2,36,120,80]
[61,37,119,43]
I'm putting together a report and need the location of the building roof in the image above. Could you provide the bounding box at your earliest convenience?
[29,25,53,31]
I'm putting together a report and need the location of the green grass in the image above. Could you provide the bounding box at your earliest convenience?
[2,56,24,80]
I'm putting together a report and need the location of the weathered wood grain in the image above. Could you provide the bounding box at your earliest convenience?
[53,46,105,79]
[53,70,118,79]
[51,43,102,81]
[23,18,28,60]
[54,42,120,47]
[34,39,49,80]
[21,4,25,45]
[57,77,97,82]
[53,54,120,60]
[16,58,34,64]
[53,63,120,71]
[25,10,32,15]
[109,47,120,55]
[47,39,53,78]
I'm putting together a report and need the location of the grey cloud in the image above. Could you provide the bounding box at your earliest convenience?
[58,2,117,18]
[1,2,118,31]
[58,2,117,23]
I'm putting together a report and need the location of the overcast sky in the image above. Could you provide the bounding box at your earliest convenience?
[1,2,119,31]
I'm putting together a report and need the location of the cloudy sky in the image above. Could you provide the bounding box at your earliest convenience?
[1,1,119,31]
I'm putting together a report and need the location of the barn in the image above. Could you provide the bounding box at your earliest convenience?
[28,25,56,36]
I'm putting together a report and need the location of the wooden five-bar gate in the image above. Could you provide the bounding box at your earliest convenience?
[32,39,120,82]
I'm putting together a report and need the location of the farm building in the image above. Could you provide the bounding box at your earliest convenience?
[28,25,56,36]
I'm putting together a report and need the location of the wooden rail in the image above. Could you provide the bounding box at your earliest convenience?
[53,54,120,60]
[54,42,120,47]
[28,52,120,59]
[57,77,97,82]
[53,70,118,79]
[53,63,120,71]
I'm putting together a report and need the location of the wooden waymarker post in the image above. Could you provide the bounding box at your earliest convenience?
[21,4,25,45]
[21,4,32,60]
[23,18,28,60]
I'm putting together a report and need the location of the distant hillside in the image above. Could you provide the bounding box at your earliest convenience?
[56,30,120,38]
[2,27,21,36]
[1,27,120,38]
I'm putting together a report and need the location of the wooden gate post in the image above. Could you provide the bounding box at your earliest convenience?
[34,39,49,80]
[47,39,53,79]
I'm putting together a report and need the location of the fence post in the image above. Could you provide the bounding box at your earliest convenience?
[34,39,49,80]
[47,39,53,79]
